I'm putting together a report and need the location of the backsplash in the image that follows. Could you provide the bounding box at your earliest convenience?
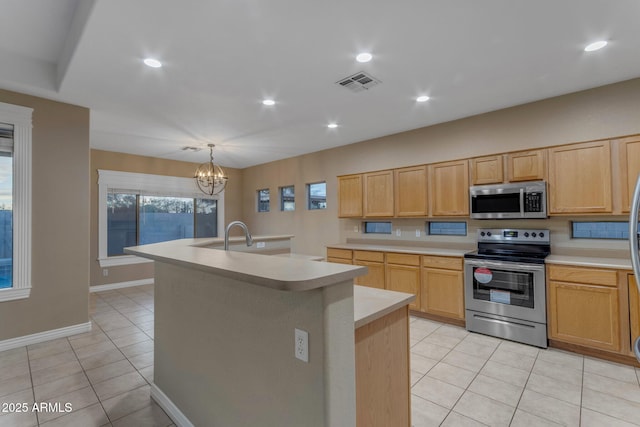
[340,216,631,255]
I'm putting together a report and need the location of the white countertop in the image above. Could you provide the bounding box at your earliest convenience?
[125,237,366,292]
[353,285,415,329]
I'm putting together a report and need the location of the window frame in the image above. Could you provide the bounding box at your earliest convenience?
[257,188,270,212]
[98,170,224,267]
[307,181,327,210]
[0,101,33,302]
[279,185,295,211]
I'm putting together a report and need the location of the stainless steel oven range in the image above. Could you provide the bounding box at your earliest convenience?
[464,228,550,348]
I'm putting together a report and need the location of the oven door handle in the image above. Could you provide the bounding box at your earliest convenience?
[464,259,545,272]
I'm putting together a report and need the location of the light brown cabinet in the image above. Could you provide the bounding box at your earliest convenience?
[428,160,469,216]
[470,155,504,185]
[421,256,464,321]
[354,250,386,289]
[616,136,640,213]
[386,253,421,311]
[394,166,427,217]
[548,140,612,214]
[548,265,621,352]
[507,149,547,182]
[337,174,363,218]
[326,248,353,265]
[363,170,394,217]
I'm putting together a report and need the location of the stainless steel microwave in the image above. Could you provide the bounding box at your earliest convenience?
[469,181,547,219]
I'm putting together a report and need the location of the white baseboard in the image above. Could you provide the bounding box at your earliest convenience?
[150,383,194,427]
[90,278,154,293]
[0,322,92,353]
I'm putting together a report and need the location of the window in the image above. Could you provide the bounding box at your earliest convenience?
[0,102,33,302]
[572,221,628,239]
[257,189,270,212]
[364,222,392,234]
[280,186,295,211]
[307,182,326,210]
[98,170,224,266]
[428,222,467,236]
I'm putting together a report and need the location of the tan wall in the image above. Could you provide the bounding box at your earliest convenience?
[241,78,640,256]
[0,89,90,340]
[89,150,243,286]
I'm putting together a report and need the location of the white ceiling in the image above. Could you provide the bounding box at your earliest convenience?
[1,0,639,168]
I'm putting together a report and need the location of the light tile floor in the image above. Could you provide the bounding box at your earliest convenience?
[409,316,640,426]
[1,285,640,426]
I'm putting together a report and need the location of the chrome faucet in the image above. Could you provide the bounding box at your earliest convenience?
[224,221,253,250]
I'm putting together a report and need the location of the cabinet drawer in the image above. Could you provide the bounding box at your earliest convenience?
[327,257,353,265]
[386,253,420,266]
[422,256,462,271]
[354,250,385,263]
[548,265,617,287]
[327,248,353,260]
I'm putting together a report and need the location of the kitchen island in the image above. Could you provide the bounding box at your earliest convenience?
[125,238,414,427]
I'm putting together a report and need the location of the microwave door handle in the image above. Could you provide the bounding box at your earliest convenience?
[520,188,525,217]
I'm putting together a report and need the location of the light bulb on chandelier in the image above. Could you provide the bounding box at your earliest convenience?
[194,144,228,195]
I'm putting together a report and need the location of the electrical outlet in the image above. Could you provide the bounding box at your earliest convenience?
[294,328,309,362]
[256,241,266,248]
[102,269,108,277]
[353,225,359,233]
[415,229,421,237]
[395,228,401,237]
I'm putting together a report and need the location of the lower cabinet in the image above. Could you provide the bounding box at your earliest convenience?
[386,253,421,311]
[354,251,386,289]
[421,256,465,321]
[547,265,621,352]
[326,248,353,265]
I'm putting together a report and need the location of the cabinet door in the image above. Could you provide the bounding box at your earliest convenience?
[617,136,640,213]
[629,275,640,350]
[421,268,464,320]
[364,170,394,217]
[548,141,612,214]
[338,174,363,217]
[470,155,504,185]
[507,149,547,182]
[386,264,420,311]
[394,166,427,217]
[548,280,620,352]
[354,261,385,289]
[428,160,469,216]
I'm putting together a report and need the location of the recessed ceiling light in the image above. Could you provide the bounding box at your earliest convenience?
[262,99,275,106]
[416,95,430,103]
[327,123,338,129]
[584,40,608,52]
[143,58,162,68]
[356,52,372,63]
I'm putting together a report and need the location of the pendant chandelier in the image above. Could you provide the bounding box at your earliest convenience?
[194,144,228,195]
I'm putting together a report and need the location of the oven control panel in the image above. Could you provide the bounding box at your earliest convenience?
[477,228,550,244]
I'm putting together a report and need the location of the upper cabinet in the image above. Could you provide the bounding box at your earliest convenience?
[548,140,612,214]
[429,160,469,216]
[470,155,504,185]
[337,174,363,218]
[364,170,394,217]
[507,149,547,182]
[616,136,640,213]
[394,166,428,217]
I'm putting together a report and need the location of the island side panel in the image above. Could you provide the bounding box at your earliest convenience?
[153,261,339,427]
[355,305,411,427]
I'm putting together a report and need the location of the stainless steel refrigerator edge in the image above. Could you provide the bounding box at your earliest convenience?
[628,175,640,362]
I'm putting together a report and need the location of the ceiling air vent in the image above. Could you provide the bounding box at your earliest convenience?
[336,71,381,93]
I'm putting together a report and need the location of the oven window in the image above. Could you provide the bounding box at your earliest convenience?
[471,266,534,308]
